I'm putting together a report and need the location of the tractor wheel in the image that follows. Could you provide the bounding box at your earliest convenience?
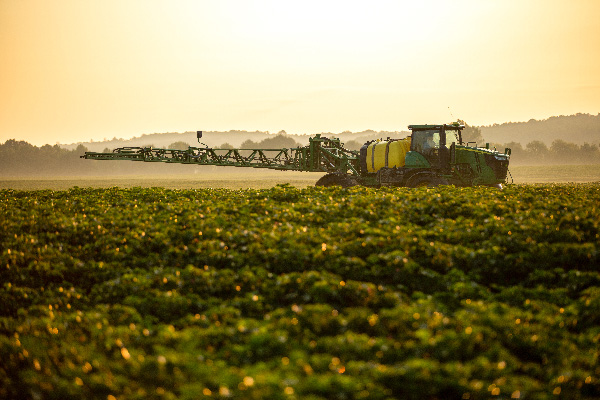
[407,173,448,188]
[315,173,358,188]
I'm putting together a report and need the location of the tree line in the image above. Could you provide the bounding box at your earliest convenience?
[481,113,600,145]
[460,121,600,165]
[0,140,90,176]
[499,139,600,165]
[0,140,202,176]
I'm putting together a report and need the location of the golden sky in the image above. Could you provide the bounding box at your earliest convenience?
[1,0,599,146]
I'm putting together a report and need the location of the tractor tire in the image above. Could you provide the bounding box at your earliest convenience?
[315,173,359,188]
[406,173,448,188]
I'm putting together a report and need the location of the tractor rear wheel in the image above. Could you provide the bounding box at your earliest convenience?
[315,173,358,188]
[406,173,448,188]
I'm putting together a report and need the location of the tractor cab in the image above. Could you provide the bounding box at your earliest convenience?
[406,124,463,170]
[406,123,510,187]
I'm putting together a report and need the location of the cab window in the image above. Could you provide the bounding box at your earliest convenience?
[412,130,440,153]
[447,131,461,146]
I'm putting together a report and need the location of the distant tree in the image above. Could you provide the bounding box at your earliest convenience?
[218,143,234,149]
[260,134,300,149]
[75,144,89,154]
[0,140,37,174]
[550,139,579,163]
[580,143,600,163]
[168,141,190,150]
[241,139,258,149]
[526,140,549,162]
[343,140,362,151]
[1,139,35,153]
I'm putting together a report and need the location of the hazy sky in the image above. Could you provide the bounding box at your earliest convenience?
[1,0,599,146]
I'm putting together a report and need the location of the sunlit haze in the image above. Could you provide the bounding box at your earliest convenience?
[1,0,599,146]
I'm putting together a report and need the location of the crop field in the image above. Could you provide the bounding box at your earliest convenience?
[1,184,599,399]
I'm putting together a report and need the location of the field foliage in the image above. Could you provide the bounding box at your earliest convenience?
[1,184,599,399]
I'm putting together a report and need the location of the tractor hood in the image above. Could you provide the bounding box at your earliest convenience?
[454,145,510,185]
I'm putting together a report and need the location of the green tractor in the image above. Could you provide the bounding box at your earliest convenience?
[81,123,511,188]
[328,123,511,188]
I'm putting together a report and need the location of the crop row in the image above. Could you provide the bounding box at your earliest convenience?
[1,184,599,399]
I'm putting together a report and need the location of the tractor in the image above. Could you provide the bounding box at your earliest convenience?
[81,123,511,188]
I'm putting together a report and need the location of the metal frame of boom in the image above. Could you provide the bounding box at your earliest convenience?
[81,134,361,175]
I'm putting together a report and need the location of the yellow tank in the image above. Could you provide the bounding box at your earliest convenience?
[366,138,411,173]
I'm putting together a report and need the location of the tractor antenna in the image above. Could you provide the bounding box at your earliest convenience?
[448,106,455,122]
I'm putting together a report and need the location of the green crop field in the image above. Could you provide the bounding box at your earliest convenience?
[1,184,599,399]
